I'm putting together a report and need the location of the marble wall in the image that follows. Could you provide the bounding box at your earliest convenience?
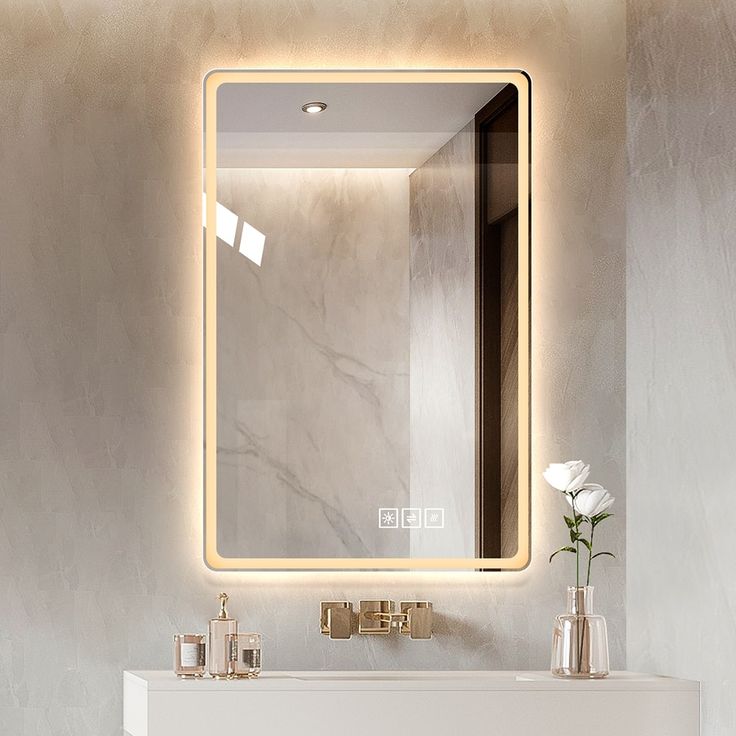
[409,123,476,558]
[216,168,410,558]
[0,1,625,734]
[626,2,736,734]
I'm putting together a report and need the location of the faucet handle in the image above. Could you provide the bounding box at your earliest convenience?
[358,600,393,635]
[320,601,353,640]
[399,601,433,640]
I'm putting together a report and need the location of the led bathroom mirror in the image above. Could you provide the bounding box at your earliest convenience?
[203,70,530,570]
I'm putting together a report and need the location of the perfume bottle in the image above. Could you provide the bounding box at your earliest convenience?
[208,592,237,678]
[227,632,262,679]
[173,634,206,678]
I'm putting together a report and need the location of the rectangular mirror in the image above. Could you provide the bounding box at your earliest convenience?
[203,70,530,570]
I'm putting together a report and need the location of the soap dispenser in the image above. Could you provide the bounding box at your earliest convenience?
[208,592,237,678]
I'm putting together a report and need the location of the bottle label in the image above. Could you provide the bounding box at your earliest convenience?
[242,648,261,668]
[181,642,205,668]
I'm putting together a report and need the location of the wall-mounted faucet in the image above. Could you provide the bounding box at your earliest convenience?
[320,600,433,640]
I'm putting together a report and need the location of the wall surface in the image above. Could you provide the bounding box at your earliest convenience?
[626,2,736,734]
[216,168,410,559]
[0,1,625,734]
[409,123,476,558]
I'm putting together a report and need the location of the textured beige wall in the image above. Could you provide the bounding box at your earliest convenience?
[216,168,410,559]
[409,123,476,558]
[627,1,736,734]
[0,2,625,734]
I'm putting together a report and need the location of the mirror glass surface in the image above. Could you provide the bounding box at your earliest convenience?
[203,71,529,569]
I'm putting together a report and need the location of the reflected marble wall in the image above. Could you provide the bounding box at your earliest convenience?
[409,124,476,558]
[216,168,410,558]
[627,1,736,734]
[0,1,625,734]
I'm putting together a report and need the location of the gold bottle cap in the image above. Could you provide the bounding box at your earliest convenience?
[217,592,229,620]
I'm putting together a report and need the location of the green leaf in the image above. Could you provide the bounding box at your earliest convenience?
[549,546,577,563]
[563,515,576,529]
[578,538,592,552]
[591,551,616,560]
[569,529,581,543]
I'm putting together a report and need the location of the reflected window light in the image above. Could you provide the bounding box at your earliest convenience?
[202,192,238,247]
[239,221,266,267]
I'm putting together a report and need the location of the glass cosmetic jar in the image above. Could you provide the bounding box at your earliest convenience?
[227,632,262,679]
[173,634,206,678]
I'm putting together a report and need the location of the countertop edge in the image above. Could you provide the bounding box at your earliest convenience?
[123,671,700,693]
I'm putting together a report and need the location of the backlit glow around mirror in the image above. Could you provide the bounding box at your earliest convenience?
[203,69,530,571]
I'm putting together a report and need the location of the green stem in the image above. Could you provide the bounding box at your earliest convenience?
[570,492,580,588]
[586,522,596,586]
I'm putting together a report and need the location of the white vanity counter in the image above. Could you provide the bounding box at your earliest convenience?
[124,670,699,736]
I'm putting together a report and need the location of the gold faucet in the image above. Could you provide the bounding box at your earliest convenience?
[321,600,433,639]
[360,600,433,639]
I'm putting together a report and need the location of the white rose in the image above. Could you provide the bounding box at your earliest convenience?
[542,461,590,493]
[567,484,615,517]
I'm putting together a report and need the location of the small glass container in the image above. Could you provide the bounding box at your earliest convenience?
[227,632,262,679]
[173,634,206,678]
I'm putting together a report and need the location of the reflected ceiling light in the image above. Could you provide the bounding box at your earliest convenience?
[301,101,327,114]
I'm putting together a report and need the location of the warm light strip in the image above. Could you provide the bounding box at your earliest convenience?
[203,69,531,571]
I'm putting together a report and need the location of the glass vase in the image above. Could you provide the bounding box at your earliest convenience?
[551,586,609,678]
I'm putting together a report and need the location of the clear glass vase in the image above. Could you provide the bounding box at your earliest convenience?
[551,586,609,678]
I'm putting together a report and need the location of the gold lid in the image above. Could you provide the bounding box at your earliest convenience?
[217,592,229,620]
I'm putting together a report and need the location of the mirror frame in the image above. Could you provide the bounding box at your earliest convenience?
[203,69,531,570]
